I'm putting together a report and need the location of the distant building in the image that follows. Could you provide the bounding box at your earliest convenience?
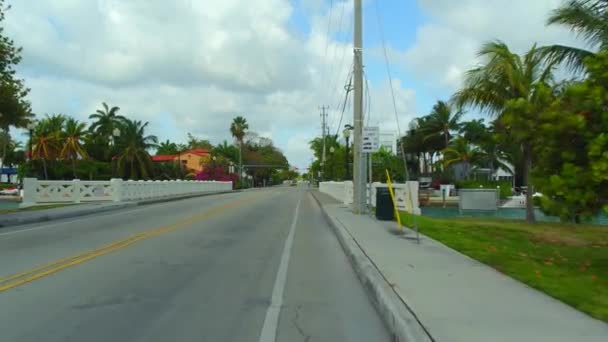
[379,131,397,154]
[151,148,211,172]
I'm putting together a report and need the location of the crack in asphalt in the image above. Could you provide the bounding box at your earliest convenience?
[291,305,311,342]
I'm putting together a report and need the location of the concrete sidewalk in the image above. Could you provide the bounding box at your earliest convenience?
[313,191,608,342]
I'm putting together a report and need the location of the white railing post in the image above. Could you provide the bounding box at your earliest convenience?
[73,179,81,203]
[111,178,123,202]
[21,178,38,207]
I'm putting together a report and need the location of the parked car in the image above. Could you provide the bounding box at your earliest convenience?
[0,187,19,196]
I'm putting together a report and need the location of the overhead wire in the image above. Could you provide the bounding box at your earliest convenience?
[373,0,419,239]
[325,1,350,131]
[364,70,372,126]
[320,0,335,118]
[333,67,354,137]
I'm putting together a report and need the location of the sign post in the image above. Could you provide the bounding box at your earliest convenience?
[362,127,380,213]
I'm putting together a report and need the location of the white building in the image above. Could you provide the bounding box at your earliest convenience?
[379,131,397,154]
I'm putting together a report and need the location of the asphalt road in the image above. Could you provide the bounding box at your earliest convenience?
[0,186,389,341]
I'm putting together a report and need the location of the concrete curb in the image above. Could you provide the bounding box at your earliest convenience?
[310,191,433,342]
[0,202,138,227]
[0,190,238,228]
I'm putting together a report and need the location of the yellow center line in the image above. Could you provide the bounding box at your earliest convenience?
[0,195,259,293]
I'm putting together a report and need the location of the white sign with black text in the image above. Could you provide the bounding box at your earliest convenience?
[362,126,380,153]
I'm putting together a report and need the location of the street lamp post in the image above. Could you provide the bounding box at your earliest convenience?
[112,128,121,177]
[27,121,36,162]
[343,124,353,181]
[329,146,335,181]
[26,120,37,180]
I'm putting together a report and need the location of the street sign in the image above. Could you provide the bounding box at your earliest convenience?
[362,126,380,153]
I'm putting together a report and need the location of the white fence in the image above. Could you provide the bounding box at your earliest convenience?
[319,181,421,215]
[22,178,233,207]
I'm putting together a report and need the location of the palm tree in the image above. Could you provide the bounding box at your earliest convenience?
[157,140,178,155]
[114,119,158,180]
[422,101,464,149]
[230,116,249,179]
[213,140,239,163]
[60,118,89,178]
[541,0,607,71]
[31,115,65,180]
[442,137,485,179]
[452,41,557,222]
[89,102,125,160]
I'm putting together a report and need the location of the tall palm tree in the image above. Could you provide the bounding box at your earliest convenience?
[541,0,607,71]
[157,140,178,155]
[422,100,464,149]
[60,118,89,178]
[452,41,557,222]
[230,116,249,179]
[31,115,65,180]
[442,137,485,179]
[115,119,158,180]
[89,102,125,160]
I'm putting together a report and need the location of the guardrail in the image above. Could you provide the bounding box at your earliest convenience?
[21,178,233,207]
[319,181,421,215]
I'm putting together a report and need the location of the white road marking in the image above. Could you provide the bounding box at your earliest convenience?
[258,195,302,342]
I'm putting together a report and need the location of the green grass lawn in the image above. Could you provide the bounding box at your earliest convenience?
[0,204,74,215]
[400,212,608,322]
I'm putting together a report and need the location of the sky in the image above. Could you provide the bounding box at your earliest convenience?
[4,0,586,170]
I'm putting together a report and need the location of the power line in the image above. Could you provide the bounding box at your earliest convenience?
[373,0,419,240]
[364,70,372,126]
[320,0,335,112]
[334,70,353,137]
[327,8,354,132]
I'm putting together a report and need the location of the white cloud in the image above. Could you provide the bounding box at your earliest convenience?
[4,0,361,169]
[403,0,587,92]
[3,0,417,169]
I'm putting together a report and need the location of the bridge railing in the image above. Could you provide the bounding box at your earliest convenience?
[21,178,233,207]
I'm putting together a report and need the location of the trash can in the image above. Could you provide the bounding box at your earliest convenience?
[375,187,394,221]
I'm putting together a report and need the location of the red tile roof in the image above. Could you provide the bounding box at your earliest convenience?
[151,155,176,162]
[151,149,210,162]
[185,149,210,157]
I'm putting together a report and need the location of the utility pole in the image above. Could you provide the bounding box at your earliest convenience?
[352,0,366,214]
[320,105,328,182]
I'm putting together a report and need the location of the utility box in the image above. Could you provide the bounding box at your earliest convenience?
[375,187,394,221]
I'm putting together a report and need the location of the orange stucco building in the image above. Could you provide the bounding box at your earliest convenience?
[151,148,211,172]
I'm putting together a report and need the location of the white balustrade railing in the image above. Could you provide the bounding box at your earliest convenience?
[319,181,421,215]
[22,178,233,207]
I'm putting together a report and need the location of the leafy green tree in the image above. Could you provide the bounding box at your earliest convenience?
[422,100,464,149]
[230,116,249,176]
[31,115,66,179]
[453,41,557,222]
[213,140,239,163]
[0,1,32,136]
[60,118,89,178]
[460,119,489,146]
[89,102,125,161]
[186,133,213,150]
[114,119,158,180]
[441,137,485,179]
[157,140,179,155]
[532,52,608,222]
[541,0,607,71]
[371,147,406,182]
[405,116,445,175]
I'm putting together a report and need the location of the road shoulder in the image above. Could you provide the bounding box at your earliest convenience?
[312,190,608,342]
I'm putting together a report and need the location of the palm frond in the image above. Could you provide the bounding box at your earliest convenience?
[548,0,608,47]
[536,44,595,72]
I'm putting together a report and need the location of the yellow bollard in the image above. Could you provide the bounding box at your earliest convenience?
[385,170,403,232]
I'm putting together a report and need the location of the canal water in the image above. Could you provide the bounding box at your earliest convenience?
[421,206,608,225]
